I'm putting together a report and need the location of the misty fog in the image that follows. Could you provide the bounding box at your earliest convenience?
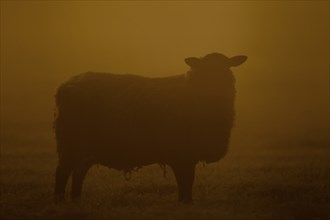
[1,1,329,147]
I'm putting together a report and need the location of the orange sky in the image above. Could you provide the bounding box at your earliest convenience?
[1,1,329,144]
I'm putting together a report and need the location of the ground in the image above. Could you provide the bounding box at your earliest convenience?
[1,136,329,220]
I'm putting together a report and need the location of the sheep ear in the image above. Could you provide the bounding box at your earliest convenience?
[229,55,247,67]
[185,57,200,67]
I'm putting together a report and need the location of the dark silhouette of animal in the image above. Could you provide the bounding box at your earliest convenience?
[54,53,247,203]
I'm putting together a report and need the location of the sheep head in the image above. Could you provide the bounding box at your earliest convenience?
[185,53,247,82]
[185,53,247,70]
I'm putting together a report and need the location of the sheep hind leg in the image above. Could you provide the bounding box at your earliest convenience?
[54,164,73,202]
[171,162,196,203]
[71,163,92,201]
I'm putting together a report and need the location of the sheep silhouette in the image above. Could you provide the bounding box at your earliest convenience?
[54,53,247,203]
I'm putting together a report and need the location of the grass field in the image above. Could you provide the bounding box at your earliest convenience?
[1,136,329,220]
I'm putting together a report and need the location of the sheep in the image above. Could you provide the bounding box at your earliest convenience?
[54,52,247,203]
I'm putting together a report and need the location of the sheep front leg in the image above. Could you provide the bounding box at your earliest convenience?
[171,162,196,203]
